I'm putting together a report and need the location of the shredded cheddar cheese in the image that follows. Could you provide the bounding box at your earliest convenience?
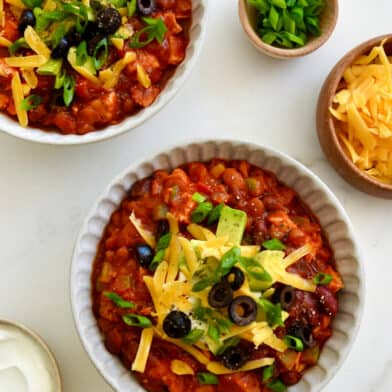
[99,51,136,89]
[132,328,154,373]
[0,37,11,47]
[11,72,28,127]
[170,360,195,375]
[330,40,392,184]
[5,0,25,9]
[136,64,152,89]
[24,26,51,59]
[5,55,47,68]
[207,358,275,375]
[21,69,38,89]
[0,0,4,27]
[129,211,156,249]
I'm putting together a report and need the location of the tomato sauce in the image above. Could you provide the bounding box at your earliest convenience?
[92,159,343,392]
[0,0,191,134]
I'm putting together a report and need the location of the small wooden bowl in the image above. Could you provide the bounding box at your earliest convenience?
[317,35,392,199]
[238,0,338,59]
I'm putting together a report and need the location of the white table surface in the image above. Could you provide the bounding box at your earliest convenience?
[1,0,391,391]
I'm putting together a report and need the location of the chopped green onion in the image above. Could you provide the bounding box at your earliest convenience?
[8,38,28,56]
[156,232,172,250]
[19,94,42,111]
[22,0,42,8]
[63,74,75,107]
[93,37,108,70]
[207,203,224,225]
[215,317,232,334]
[127,0,137,17]
[267,379,287,392]
[192,277,214,292]
[313,272,333,285]
[55,69,65,89]
[104,292,135,309]
[258,298,284,328]
[182,329,204,344]
[262,364,274,382]
[122,314,152,328]
[262,238,286,251]
[207,323,220,343]
[216,336,240,356]
[192,192,207,203]
[284,335,304,352]
[191,202,213,223]
[196,372,219,385]
[149,249,165,271]
[246,265,272,281]
[76,41,89,66]
[37,58,62,76]
[218,246,241,276]
[129,17,168,49]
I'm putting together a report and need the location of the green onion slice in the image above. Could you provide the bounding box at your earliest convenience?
[258,298,284,328]
[104,292,135,309]
[182,329,204,344]
[156,232,172,250]
[216,336,240,356]
[122,314,152,328]
[93,37,108,70]
[262,238,286,251]
[129,17,167,49]
[19,94,42,111]
[149,249,165,271]
[192,192,207,203]
[63,74,75,107]
[262,364,274,382]
[207,203,224,225]
[8,38,28,56]
[196,372,219,385]
[284,335,304,352]
[191,202,213,223]
[267,379,287,392]
[76,41,89,66]
[127,0,137,17]
[313,272,333,285]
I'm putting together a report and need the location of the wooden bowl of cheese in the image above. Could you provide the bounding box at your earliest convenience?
[317,35,392,199]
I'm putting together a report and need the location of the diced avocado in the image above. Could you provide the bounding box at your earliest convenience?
[216,206,247,245]
[37,58,63,76]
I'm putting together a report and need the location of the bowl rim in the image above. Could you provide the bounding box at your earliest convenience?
[0,318,63,391]
[238,0,339,59]
[0,0,209,145]
[318,34,392,193]
[70,138,365,392]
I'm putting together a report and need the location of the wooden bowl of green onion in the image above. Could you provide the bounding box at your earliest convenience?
[238,0,338,59]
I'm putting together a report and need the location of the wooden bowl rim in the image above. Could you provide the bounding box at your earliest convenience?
[238,0,339,59]
[321,34,392,193]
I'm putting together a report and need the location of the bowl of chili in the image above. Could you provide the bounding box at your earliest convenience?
[71,140,364,392]
[0,0,207,144]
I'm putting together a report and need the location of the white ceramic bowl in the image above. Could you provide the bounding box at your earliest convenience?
[0,1,208,145]
[71,140,364,392]
[0,319,62,391]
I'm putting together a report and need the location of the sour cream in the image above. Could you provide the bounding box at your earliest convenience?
[0,321,61,392]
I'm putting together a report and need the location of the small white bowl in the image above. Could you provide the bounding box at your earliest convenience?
[71,140,364,392]
[0,319,62,391]
[0,1,208,145]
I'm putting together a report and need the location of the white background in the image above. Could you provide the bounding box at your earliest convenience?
[1,1,392,391]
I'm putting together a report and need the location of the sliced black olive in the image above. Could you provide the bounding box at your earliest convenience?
[65,30,82,47]
[228,296,257,326]
[208,282,233,308]
[287,324,315,348]
[219,346,249,370]
[223,267,245,291]
[163,311,191,338]
[18,10,35,33]
[51,37,71,59]
[156,219,170,238]
[134,244,154,267]
[280,286,296,311]
[137,0,156,15]
[96,8,121,35]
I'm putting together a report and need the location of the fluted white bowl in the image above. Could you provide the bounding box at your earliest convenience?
[71,140,364,391]
[0,1,208,145]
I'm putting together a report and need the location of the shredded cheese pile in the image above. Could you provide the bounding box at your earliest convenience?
[330,41,392,184]
[129,212,315,375]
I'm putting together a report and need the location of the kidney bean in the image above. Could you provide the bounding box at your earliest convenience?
[316,286,338,316]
